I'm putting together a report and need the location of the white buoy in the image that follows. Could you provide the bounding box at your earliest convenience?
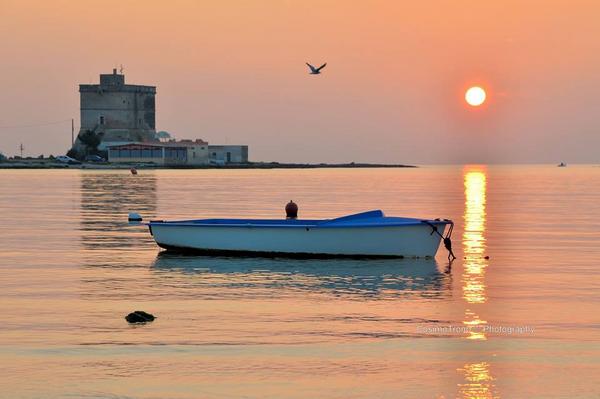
[128,212,143,222]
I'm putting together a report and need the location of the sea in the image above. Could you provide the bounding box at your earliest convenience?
[1,166,599,398]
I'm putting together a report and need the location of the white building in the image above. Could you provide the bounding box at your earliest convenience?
[107,139,209,165]
[208,145,249,164]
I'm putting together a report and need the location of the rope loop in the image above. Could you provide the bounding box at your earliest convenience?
[421,219,456,261]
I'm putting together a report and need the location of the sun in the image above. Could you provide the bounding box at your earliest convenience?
[465,86,486,107]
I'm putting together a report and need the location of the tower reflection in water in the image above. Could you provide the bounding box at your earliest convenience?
[80,171,157,253]
[458,167,498,399]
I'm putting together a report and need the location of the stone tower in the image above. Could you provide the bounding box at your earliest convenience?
[69,69,157,159]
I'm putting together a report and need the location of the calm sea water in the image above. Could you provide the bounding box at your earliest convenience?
[1,166,599,398]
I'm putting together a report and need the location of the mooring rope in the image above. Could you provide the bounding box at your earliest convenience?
[421,219,456,261]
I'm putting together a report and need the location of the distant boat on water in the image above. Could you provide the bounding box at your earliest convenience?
[558,162,567,167]
[147,210,454,259]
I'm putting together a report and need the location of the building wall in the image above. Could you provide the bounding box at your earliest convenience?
[108,155,165,165]
[80,90,156,131]
[108,143,210,166]
[163,147,188,165]
[78,70,156,144]
[208,145,249,164]
[108,145,165,165]
[186,144,209,165]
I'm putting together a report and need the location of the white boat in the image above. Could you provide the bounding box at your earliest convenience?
[147,210,454,259]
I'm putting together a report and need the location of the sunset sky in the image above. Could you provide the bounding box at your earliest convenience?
[1,0,599,164]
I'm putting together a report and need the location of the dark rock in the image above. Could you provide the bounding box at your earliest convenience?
[125,310,156,324]
[484,256,490,260]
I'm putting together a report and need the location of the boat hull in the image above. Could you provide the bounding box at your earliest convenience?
[149,223,448,258]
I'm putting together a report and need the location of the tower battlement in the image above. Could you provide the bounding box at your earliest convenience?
[99,68,125,87]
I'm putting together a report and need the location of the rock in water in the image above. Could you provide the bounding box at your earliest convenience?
[133,310,155,321]
[125,310,156,323]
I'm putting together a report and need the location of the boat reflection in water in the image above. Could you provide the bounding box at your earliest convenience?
[152,253,452,300]
[79,171,157,252]
[458,166,498,399]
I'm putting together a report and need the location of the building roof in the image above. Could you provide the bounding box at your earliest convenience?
[107,139,208,150]
[165,139,208,146]
[107,143,164,150]
[80,70,156,93]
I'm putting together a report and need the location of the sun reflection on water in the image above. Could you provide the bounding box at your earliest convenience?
[458,167,498,398]
[457,362,499,399]
[462,169,488,305]
[462,167,489,341]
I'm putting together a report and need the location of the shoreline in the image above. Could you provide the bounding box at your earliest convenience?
[0,161,417,169]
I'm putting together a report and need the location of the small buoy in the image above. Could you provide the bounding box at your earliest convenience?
[125,310,155,324]
[128,212,143,222]
[285,200,298,219]
[130,167,138,175]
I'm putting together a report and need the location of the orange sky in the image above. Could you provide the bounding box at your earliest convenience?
[0,0,599,163]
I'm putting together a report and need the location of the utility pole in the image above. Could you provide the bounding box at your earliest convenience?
[19,143,24,158]
[71,118,74,145]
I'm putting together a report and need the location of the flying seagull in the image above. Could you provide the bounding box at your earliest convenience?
[306,62,327,75]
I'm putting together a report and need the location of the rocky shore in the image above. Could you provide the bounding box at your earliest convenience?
[0,159,416,169]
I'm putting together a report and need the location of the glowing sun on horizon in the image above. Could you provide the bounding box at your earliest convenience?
[465,86,486,107]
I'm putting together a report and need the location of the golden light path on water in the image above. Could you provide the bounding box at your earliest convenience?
[458,362,497,399]
[458,167,498,399]
[462,167,488,342]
